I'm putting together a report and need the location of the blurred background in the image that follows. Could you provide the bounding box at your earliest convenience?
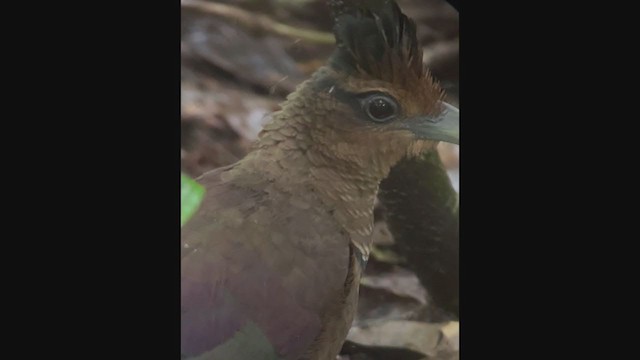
[181,0,459,358]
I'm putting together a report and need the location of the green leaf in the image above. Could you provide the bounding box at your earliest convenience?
[181,173,205,227]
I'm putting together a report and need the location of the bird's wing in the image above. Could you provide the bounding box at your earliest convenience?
[181,166,350,360]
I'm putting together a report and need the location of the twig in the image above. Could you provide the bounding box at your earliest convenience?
[182,0,335,44]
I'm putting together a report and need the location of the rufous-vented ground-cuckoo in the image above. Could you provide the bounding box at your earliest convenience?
[181,1,460,359]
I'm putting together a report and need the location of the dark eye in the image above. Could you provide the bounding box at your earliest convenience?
[364,95,399,122]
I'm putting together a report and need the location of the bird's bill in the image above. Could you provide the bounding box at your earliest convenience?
[408,102,459,145]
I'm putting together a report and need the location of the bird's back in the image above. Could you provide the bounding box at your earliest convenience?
[181,164,354,360]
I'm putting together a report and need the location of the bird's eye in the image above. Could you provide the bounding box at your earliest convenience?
[364,95,399,123]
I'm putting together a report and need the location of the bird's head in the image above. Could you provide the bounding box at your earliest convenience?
[259,0,458,178]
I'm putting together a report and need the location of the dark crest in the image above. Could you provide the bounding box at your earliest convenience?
[328,0,425,84]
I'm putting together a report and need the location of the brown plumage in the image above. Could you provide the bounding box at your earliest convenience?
[181,1,459,359]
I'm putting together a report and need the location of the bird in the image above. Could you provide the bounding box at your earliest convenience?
[379,150,460,319]
[181,0,460,359]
